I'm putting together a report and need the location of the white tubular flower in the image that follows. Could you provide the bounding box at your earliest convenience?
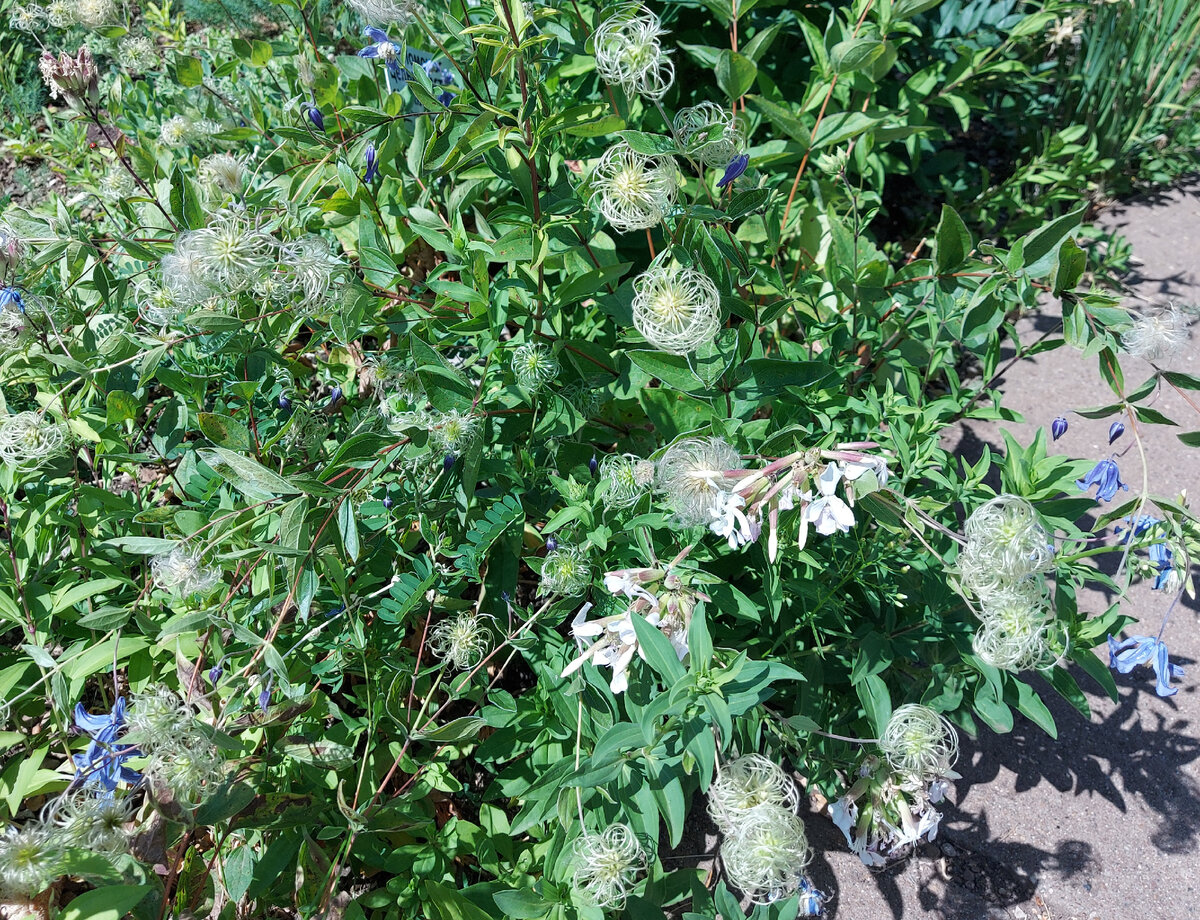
[278,235,342,312]
[708,755,799,834]
[709,490,756,549]
[1121,305,1191,363]
[656,437,742,527]
[0,411,65,466]
[958,494,1055,596]
[593,6,674,99]
[539,545,591,596]
[879,704,959,781]
[0,821,63,898]
[674,101,744,168]
[719,803,811,905]
[512,343,559,392]
[599,453,655,510]
[632,261,722,355]
[428,613,492,669]
[198,153,245,197]
[572,823,647,909]
[150,544,221,598]
[346,0,422,26]
[801,464,855,537]
[592,141,679,232]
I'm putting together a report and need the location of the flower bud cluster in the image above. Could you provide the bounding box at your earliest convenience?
[39,47,99,105]
[593,5,675,100]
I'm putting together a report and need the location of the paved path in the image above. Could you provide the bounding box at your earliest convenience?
[810,177,1200,919]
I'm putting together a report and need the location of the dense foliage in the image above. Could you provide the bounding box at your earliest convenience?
[1,0,1198,918]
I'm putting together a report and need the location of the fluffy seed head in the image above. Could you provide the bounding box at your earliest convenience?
[118,35,159,72]
[100,167,137,200]
[190,209,276,292]
[512,343,559,392]
[74,0,114,27]
[278,235,342,313]
[159,115,192,146]
[148,738,223,809]
[345,0,422,25]
[879,704,959,780]
[973,581,1057,671]
[150,544,221,598]
[539,545,591,596]
[593,6,675,99]
[428,409,479,453]
[428,613,492,670]
[632,261,721,355]
[198,153,245,197]
[0,821,63,898]
[44,0,76,26]
[719,803,811,904]
[1121,305,1191,364]
[133,279,183,327]
[958,495,1055,596]
[123,685,192,747]
[655,437,742,527]
[599,453,655,509]
[0,309,29,352]
[44,791,132,854]
[708,755,799,835]
[0,412,66,466]
[592,141,678,232]
[674,102,744,168]
[572,823,647,909]
[9,5,44,31]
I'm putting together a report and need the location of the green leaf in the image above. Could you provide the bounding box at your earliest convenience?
[716,50,757,99]
[1019,205,1085,278]
[413,716,486,743]
[198,412,251,451]
[618,131,678,156]
[174,55,203,87]
[492,890,553,920]
[893,0,945,19]
[198,447,301,500]
[745,95,810,146]
[630,612,687,684]
[830,37,887,74]
[933,204,971,274]
[57,885,153,920]
[1177,431,1200,447]
[425,882,493,920]
[855,673,891,736]
[731,359,834,399]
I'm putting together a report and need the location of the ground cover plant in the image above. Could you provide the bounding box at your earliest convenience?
[1,0,1199,917]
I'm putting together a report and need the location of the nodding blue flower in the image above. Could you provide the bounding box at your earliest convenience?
[1116,514,1162,543]
[328,386,343,407]
[72,697,142,792]
[589,454,599,476]
[363,141,378,183]
[208,662,223,684]
[305,104,325,132]
[1051,416,1068,441]
[1108,634,1184,697]
[443,452,456,472]
[797,878,826,917]
[717,153,749,189]
[0,287,24,312]
[1149,542,1175,591]
[544,536,558,552]
[358,27,404,82]
[278,394,292,411]
[437,90,455,107]
[258,676,274,713]
[1076,458,1128,502]
[1108,421,1125,444]
[382,495,394,510]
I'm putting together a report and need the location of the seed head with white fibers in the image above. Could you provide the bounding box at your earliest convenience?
[599,453,655,509]
[150,544,221,598]
[655,437,742,527]
[512,343,559,392]
[674,101,744,168]
[43,0,76,26]
[719,803,811,904]
[8,4,44,31]
[345,0,422,26]
[973,581,1057,671]
[1121,304,1191,364]
[632,261,722,355]
[123,685,193,747]
[148,737,224,809]
[708,754,799,835]
[428,613,492,670]
[198,153,245,197]
[593,6,674,100]
[43,791,132,854]
[572,824,647,909]
[118,35,159,72]
[0,412,66,466]
[958,494,1055,596]
[189,209,276,292]
[278,235,342,313]
[428,409,479,454]
[539,545,591,596]
[591,141,678,232]
[0,310,28,352]
[0,821,63,898]
[879,704,959,780]
[133,279,183,327]
[159,115,193,146]
[74,0,115,28]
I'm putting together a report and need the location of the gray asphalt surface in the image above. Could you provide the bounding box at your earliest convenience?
[809,177,1200,919]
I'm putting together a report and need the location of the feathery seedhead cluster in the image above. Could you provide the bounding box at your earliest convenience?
[198,153,245,197]
[599,453,655,509]
[0,309,28,352]
[428,409,479,454]
[133,279,183,327]
[540,545,591,596]
[973,581,1059,671]
[126,686,223,809]
[0,411,66,466]
[43,791,132,854]
[9,4,43,30]
[512,343,558,392]
[572,823,647,909]
[632,260,722,355]
[674,102,744,168]
[656,437,742,527]
[39,46,99,104]
[280,407,327,456]
[190,209,276,292]
[0,821,64,898]
[591,142,679,232]
[345,0,422,25]
[73,0,114,27]
[159,115,224,146]
[720,804,811,904]
[1121,304,1191,363]
[428,613,492,669]
[708,754,799,833]
[957,495,1055,596]
[118,35,159,73]
[99,166,137,200]
[593,6,674,100]
[276,235,343,313]
[879,704,959,781]
[150,544,221,598]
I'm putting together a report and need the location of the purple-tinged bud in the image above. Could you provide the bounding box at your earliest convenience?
[443,453,456,472]
[0,229,23,271]
[328,386,343,407]
[363,141,378,183]
[717,153,749,189]
[258,685,272,712]
[278,394,292,410]
[306,104,325,132]
[589,454,599,475]
[208,663,223,684]
[40,46,100,106]
[501,590,510,602]
[545,536,558,552]
[1051,417,1067,441]
[382,495,393,509]
[1108,421,1125,444]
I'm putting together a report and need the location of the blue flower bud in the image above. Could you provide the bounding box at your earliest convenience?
[278,394,292,411]
[208,663,223,684]
[717,153,750,189]
[444,453,456,471]
[364,141,378,183]
[328,386,343,407]
[1108,421,1125,444]
[306,104,325,132]
[1051,416,1067,441]
[383,495,393,510]
[589,454,599,475]
[258,686,272,712]
[545,536,558,552]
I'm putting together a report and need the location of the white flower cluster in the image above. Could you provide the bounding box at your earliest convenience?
[150,544,221,598]
[674,102,744,168]
[1121,303,1192,364]
[593,5,674,100]
[572,823,647,909]
[632,260,722,355]
[708,755,813,904]
[591,141,679,232]
[832,705,960,866]
[124,686,225,809]
[956,495,1059,672]
[0,411,66,467]
[428,613,492,669]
